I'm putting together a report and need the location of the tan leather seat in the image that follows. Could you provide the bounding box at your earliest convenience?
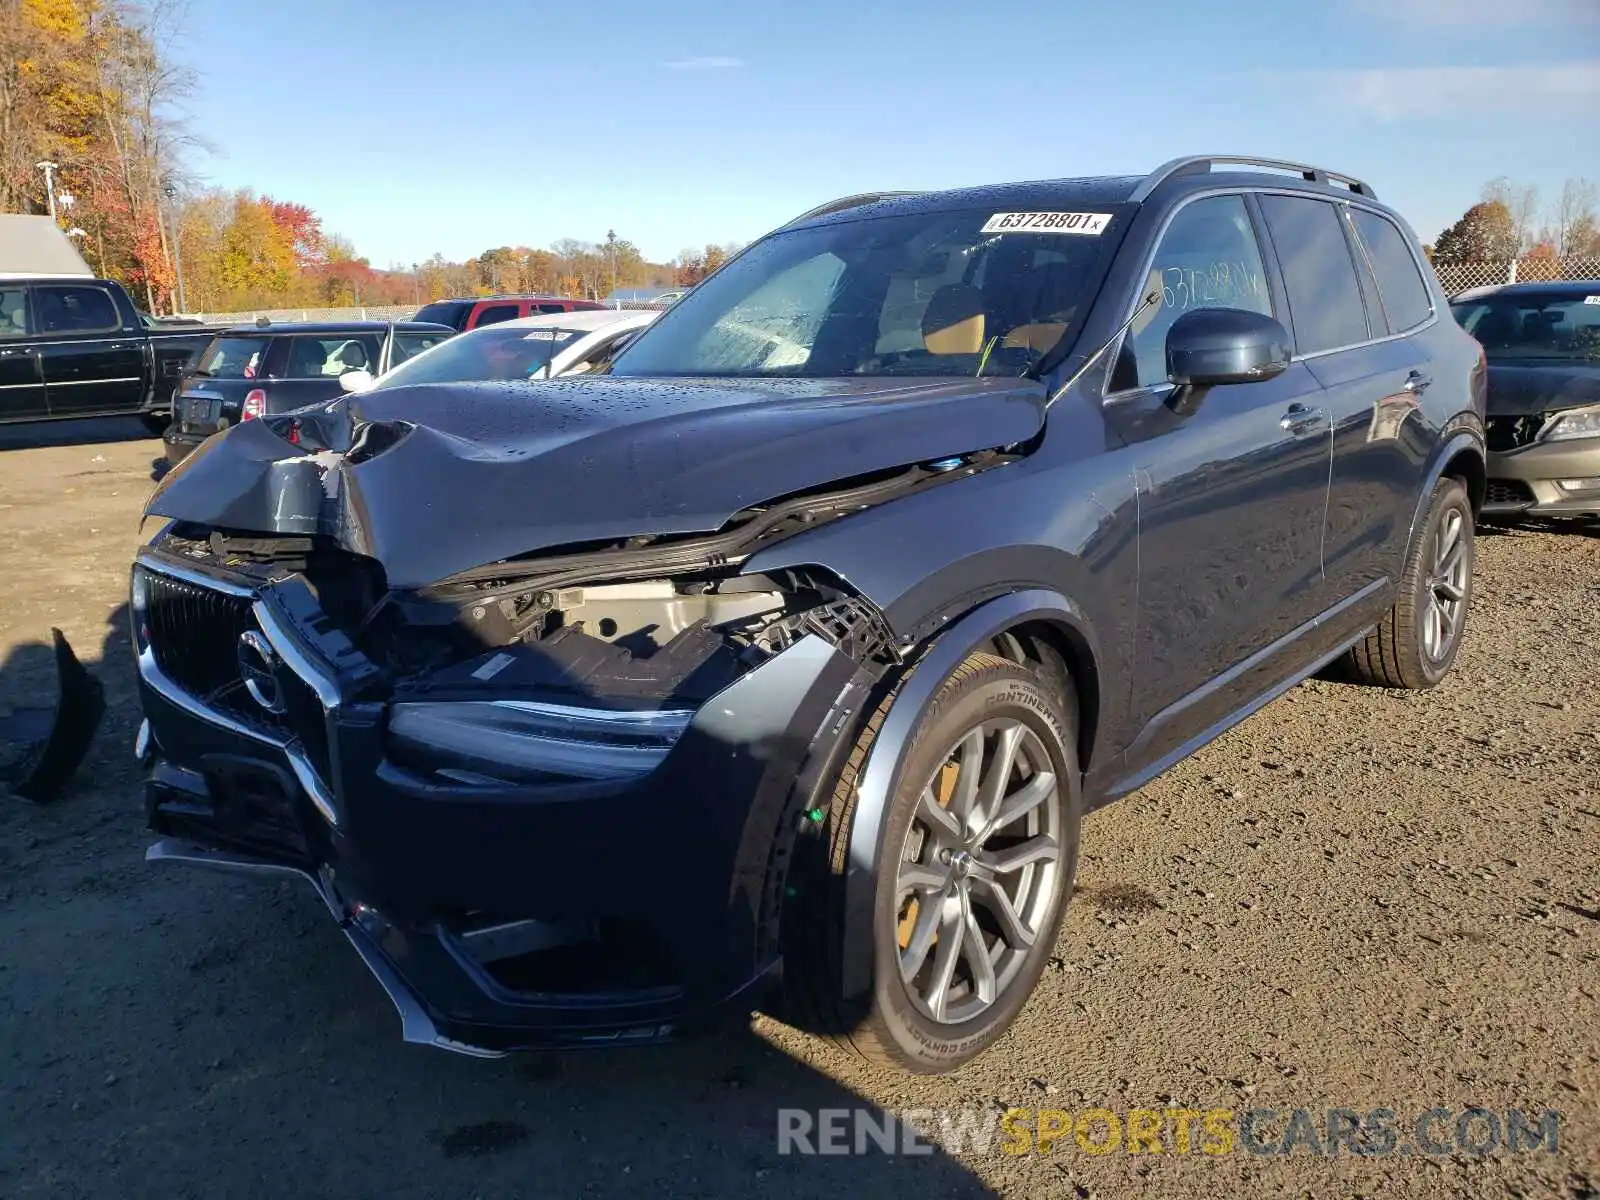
[922,283,986,354]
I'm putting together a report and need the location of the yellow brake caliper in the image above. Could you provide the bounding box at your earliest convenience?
[899,758,961,948]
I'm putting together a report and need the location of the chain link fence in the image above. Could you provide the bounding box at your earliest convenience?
[1434,257,1600,298]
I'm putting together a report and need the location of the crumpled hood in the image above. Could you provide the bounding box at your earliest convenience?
[146,375,1046,587]
[1485,360,1600,417]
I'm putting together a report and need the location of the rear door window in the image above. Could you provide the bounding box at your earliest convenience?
[472,304,520,328]
[1115,194,1275,390]
[34,285,120,334]
[1259,195,1369,354]
[0,286,31,337]
[1350,209,1433,334]
[282,334,383,377]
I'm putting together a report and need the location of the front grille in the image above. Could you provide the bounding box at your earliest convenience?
[145,571,260,719]
[1485,415,1545,452]
[1485,480,1534,508]
[142,570,331,774]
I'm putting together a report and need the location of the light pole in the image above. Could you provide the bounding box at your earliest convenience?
[606,229,618,301]
[162,183,187,314]
[35,161,59,219]
[412,262,420,304]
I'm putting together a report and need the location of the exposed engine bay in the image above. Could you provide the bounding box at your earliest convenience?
[143,452,1002,715]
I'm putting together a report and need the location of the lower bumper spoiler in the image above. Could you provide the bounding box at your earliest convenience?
[145,837,776,1057]
[2,629,105,803]
[146,837,508,1059]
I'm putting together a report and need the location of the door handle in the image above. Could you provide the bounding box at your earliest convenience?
[1403,370,1433,394]
[1279,403,1327,436]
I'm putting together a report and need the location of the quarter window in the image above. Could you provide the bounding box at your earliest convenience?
[473,304,520,327]
[1115,195,1274,390]
[1259,195,1369,354]
[1350,209,1432,333]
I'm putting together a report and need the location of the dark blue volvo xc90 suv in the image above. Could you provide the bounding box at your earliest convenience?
[131,155,1485,1073]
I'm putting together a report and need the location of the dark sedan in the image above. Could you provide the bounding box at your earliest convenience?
[1452,281,1600,518]
[163,320,453,463]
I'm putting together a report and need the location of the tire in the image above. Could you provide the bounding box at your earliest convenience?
[1344,476,1474,689]
[792,651,1081,1074]
[138,411,170,436]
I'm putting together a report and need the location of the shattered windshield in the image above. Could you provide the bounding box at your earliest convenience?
[611,206,1127,379]
[1452,293,1600,362]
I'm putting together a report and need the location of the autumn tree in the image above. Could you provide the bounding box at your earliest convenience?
[1481,177,1540,254]
[265,198,326,270]
[215,191,295,307]
[1550,178,1599,257]
[1433,201,1518,265]
[675,242,741,286]
[0,0,90,214]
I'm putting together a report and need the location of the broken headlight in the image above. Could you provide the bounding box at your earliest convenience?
[1541,406,1600,442]
[387,699,694,785]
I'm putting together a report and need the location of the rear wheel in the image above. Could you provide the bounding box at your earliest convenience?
[798,652,1080,1074]
[1344,476,1474,689]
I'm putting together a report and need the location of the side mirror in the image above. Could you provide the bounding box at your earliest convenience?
[1165,308,1291,388]
[339,368,375,393]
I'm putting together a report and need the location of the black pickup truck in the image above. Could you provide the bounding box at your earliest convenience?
[0,277,219,429]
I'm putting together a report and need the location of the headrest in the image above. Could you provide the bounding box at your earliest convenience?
[922,283,985,355]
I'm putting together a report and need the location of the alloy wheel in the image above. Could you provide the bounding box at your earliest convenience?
[1422,507,1469,663]
[892,718,1063,1025]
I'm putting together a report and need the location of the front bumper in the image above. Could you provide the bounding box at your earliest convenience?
[1483,436,1600,517]
[133,555,867,1055]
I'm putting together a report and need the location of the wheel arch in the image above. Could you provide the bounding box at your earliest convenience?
[1442,443,1486,517]
[835,588,1099,999]
[1402,430,1485,571]
[987,618,1101,775]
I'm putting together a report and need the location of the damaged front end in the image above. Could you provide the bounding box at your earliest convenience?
[133,380,1034,1053]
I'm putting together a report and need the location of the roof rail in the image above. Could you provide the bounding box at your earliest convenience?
[1129,155,1376,203]
[783,191,924,227]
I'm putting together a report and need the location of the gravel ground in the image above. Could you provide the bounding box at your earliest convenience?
[0,424,1595,1200]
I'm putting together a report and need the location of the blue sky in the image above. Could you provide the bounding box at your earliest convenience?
[180,0,1598,266]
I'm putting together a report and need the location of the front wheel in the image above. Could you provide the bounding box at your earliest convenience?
[1344,476,1474,689]
[810,652,1081,1074]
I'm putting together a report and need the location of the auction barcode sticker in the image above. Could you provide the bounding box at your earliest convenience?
[981,212,1111,235]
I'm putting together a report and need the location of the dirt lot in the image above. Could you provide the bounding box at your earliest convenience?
[0,423,1596,1200]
